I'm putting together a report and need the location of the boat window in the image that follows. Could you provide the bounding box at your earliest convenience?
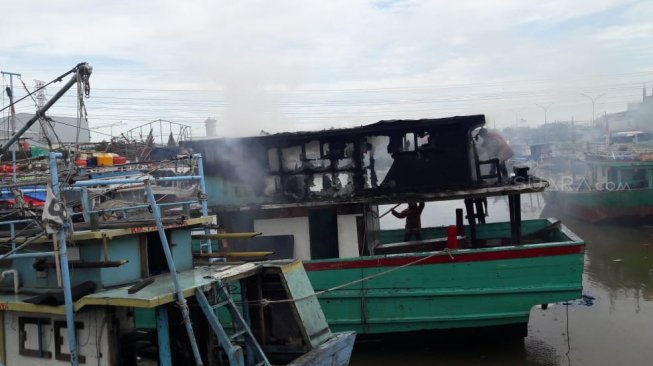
[267,148,280,172]
[304,140,321,160]
[264,176,281,195]
[364,136,390,188]
[321,142,330,158]
[417,132,433,149]
[624,168,648,188]
[18,317,52,358]
[336,172,354,196]
[611,135,633,143]
[53,320,87,363]
[281,146,303,172]
[309,175,323,193]
[402,132,416,152]
[637,133,653,142]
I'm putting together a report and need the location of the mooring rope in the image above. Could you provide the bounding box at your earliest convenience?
[253,249,455,306]
[565,302,572,366]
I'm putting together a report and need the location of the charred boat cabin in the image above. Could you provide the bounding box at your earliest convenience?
[185,115,530,259]
[185,116,584,337]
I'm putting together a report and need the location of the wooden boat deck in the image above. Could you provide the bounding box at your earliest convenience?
[0,216,212,245]
[0,263,261,314]
[222,178,549,211]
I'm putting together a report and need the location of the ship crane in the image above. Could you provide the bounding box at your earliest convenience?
[0,62,92,154]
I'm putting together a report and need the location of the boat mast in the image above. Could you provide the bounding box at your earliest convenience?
[0,62,92,154]
[1,70,21,182]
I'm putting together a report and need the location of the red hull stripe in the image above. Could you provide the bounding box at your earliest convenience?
[303,245,584,271]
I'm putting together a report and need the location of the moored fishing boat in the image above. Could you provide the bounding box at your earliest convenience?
[0,63,355,366]
[543,142,653,223]
[185,115,586,337]
[0,152,355,366]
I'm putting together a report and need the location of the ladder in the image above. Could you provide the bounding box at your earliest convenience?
[195,282,271,366]
[145,179,270,366]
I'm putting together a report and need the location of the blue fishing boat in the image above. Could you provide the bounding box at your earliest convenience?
[0,63,354,366]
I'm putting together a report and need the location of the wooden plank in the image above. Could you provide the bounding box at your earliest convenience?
[192,232,262,240]
[193,251,273,258]
[128,277,156,294]
[208,263,261,282]
[45,260,128,268]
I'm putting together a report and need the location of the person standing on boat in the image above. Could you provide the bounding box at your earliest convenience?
[391,202,425,241]
[478,128,513,179]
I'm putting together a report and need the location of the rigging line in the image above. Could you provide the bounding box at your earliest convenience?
[249,250,452,306]
[25,116,113,139]
[0,209,25,222]
[42,116,64,148]
[63,69,87,188]
[0,231,47,261]
[0,64,79,114]
[79,71,653,93]
[61,158,191,207]
[18,77,55,149]
[565,302,571,366]
[8,113,65,147]
[9,220,40,242]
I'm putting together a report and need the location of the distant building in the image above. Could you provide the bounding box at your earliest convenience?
[0,113,90,145]
[596,88,653,132]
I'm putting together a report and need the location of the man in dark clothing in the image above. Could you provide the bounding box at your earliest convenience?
[391,202,426,241]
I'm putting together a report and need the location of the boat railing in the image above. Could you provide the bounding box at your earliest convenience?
[66,157,206,216]
[585,142,653,161]
[1,152,213,252]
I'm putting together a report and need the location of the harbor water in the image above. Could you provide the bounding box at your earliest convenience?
[351,195,653,365]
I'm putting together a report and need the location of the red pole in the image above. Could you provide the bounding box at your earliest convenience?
[447,225,458,249]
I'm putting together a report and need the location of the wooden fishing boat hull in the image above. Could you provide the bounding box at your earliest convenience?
[544,188,653,223]
[304,221,584,335]
[288,331,356,366]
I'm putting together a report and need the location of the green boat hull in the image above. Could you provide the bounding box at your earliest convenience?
[544,188,653,223]
[304,219,585,335]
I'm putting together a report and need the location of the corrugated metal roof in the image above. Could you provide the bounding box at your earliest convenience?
[0,113,91,143]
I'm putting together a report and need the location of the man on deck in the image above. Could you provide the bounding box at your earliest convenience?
[391,202,426,241]
[478,128,513,180]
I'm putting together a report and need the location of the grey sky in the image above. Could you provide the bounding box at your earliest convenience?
[1,0,652,139]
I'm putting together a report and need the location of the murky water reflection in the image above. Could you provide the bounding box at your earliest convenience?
[353,196,653,365]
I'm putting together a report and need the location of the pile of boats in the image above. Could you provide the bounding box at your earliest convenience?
[0,63,588,366]
[0,64,355,366]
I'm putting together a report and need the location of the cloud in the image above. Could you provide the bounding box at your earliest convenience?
[2,0,652,135]
[594,24,653,41]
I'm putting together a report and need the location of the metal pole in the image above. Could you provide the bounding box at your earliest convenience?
[194,154,212,253]
[0,63,92,154]
[510,109,521,129]
[581,93,605,126]
[2,71,20,244]
[144,180,204,366]
[535,103,554,125]
[1,71,20,182]
[49,152,79,366]
[156,306,172,366]
[81,188,91,223]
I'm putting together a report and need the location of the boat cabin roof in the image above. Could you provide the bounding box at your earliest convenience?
[0,261,298,315]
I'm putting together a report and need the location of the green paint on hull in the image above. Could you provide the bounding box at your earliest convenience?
[379,219,567,245]
[546,188,653,222]
[306,219,584,335]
